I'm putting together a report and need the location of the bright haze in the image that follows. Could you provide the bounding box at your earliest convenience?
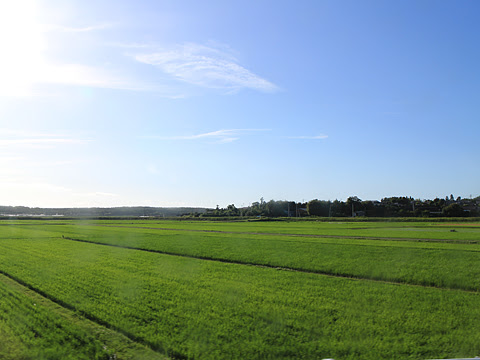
[0,0,478,208]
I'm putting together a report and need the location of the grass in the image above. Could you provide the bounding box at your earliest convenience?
[84,219,480,241]
[0,273,165,360]
[8,221,480,291]
[0,219,480,359]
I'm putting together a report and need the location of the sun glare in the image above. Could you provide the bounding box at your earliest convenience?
[0,0,46,96]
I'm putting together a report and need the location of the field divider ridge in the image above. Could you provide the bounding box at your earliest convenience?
[61,236,480,293]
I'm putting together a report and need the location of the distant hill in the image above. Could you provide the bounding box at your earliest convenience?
[0,206,208,218]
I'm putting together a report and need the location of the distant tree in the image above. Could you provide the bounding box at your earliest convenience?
[307,199,330,217]
[346,196,362,217]
[266,200,289,217]
[442,203,465,217]
[330,200,349,217]
[307,200,320,216]
[226,204,239,216]
[433,197,446,210]
[361,200,383,217]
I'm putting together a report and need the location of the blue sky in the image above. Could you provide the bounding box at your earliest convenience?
[0,0,478,208]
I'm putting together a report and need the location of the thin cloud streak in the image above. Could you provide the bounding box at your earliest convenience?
[109,42,156,49]
[43,23,112,33]
[0,130,91,148]
[286,135,328,140]
[37,64,158,92]
[0,129,70,138]
[134,43,279,93]
[144,128,270,143]
[31,63,184,95]
[0,139,89,145]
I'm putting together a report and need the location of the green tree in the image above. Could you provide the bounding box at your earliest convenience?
[266,200,289,217]
[346,196,362,217]
[307,200,330,217]
[330,200,349,217]
[442,203,465,217]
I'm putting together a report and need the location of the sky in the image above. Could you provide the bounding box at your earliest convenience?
[0,0,479,208]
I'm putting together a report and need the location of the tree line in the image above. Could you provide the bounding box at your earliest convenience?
[200,195,480,218]
[1,195,478,219]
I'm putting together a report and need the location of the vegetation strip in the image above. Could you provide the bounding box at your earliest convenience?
[90,224,478,243]
[0,267,178,359]
[61,236,479,293]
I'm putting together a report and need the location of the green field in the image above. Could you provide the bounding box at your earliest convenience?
[1,220,480,359]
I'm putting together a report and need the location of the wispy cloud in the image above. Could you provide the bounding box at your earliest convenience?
[144,128,270,143]
[37,64,154,92]
[0,130,91,148]
[0,138,89,147]
[109,42,156,49]
[134,43,279,93]
[0,129,63,137]
[0,14,155,96]
[44,23,112,33]
[3,16,276,97]
[27,63,181,95]
[286,135,328,140]
[0,156,24,163]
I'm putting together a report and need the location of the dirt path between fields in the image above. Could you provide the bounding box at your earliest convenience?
[89,224,478,243]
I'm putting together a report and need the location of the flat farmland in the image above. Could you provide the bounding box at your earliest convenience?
[1,220,480,359]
